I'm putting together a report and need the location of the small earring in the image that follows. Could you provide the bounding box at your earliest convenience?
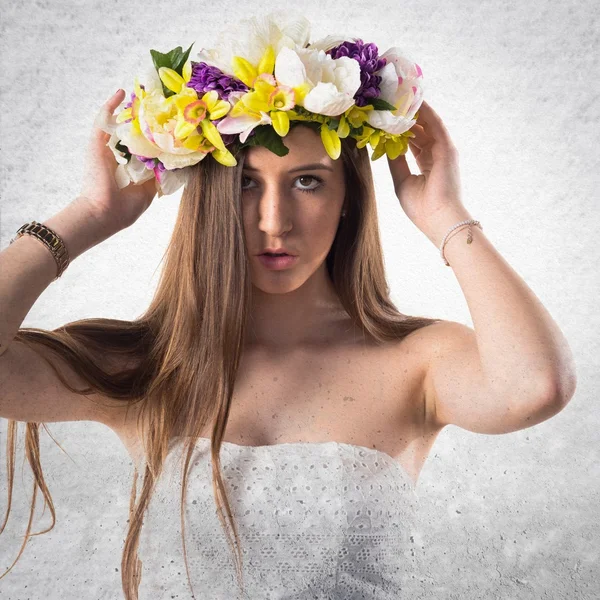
[341,210,347,218]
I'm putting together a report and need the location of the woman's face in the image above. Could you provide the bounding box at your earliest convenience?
[241,126,346,293]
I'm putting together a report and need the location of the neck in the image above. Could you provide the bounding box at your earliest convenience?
[245,264,346,349]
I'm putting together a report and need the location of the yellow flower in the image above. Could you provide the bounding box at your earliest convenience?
[116,77,146,125]
[211,147,238,167]
[232,45,276,87]
[336,114,350,138]
[257,45,276,77]
[344,103,374,129]
[320,123,341,160]
[157,60,194,94]
[370,132,410,161]
[113,62,237,170]
[354,125,377,149]
[221,57,298,141]
[232,55,259,88]
[268,85,295,112]
[271,110,290,137]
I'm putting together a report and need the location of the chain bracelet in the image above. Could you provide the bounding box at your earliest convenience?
[9,221,70,280]
[439,219,482,266]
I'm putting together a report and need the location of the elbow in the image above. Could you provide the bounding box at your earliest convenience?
[536,366,578,409]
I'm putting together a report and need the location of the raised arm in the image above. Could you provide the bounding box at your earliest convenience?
[388,100,577,434]
[0,198,120,424]
[0,88,157,426]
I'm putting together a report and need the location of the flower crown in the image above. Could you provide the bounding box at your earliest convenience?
[96,11,425,197]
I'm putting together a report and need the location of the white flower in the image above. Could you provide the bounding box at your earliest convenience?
[95,86,205,196]
[305,34,361,53]
[103,131,188,197]
[216,102,273,143]
[275,47,361,116]
[366,47,426,135]
[194,9,311,76]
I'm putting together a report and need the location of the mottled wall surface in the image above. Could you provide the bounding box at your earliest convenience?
[1,1,597,599]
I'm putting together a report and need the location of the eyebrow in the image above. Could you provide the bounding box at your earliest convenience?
[243,163,334,173]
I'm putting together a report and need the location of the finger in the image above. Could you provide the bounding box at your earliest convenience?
[93,89,124,140]
[106,88,125,108]
[408,138,422,157]
[387,151,412,187]
[415,100,455,147]
[406,124,431,150]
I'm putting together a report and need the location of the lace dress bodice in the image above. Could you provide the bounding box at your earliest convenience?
[137,437,423,599]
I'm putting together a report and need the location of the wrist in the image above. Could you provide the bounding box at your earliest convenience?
[43,197,116,262]
[416,205,474,248]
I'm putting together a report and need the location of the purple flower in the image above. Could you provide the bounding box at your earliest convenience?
[134,155,158,169]
[187,62,249,101]
[327,39,387,107]
[133,155,166,172]
[218,131,240,146]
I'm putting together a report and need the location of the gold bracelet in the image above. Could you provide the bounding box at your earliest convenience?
[9,221,70,281]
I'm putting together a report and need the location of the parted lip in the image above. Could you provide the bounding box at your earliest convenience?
[257,248,297,256]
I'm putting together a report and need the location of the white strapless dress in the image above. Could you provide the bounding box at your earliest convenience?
[137,437,423,599]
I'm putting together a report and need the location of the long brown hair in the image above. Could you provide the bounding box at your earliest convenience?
[0,124,444,598]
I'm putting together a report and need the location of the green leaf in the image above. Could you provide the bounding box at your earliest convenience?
[370,97,397,111]
[150,43,195,98]
[239,125,290,157]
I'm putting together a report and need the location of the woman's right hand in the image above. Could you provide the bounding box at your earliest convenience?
[78,89,158,235]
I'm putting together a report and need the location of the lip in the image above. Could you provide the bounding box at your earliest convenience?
[258,248,297,256]
[257,254,299,270]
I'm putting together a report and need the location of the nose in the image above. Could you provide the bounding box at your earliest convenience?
[255,184,293,236]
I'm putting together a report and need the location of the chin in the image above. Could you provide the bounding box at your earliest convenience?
[250,262,312,294]
[251,277,305,295]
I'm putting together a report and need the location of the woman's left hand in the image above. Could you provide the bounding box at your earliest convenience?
[387,100,470,245]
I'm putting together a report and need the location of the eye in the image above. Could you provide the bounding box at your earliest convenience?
[295,175,323,193]
[240,174,324,194]
[240,175,253,191]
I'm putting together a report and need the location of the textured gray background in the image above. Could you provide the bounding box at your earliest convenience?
[1,0,598,598]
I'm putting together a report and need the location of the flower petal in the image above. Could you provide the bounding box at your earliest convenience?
[366,110,416,136]
[217,113,261,135]
[158,66,185,94]
[303,82,356,116]
[258,45,276,76]
[271,110,290,137]
[212,147,238,166]
[320,123,341,160]
[337,114,350,138]
[376,62,400,105]
[274,47,308,89]
[232,55,258,87]
[377,47,426,121]
[305,34,360,53]
[200,119,226,151]
[157,166,191,196]
[330,55,362,97]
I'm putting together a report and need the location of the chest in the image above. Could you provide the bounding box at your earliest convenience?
[117,335,434,482]
[201,338,428,458]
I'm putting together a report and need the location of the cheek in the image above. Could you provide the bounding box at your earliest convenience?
[305,212,341,255]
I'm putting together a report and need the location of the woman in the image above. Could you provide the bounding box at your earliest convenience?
[0,27,576,600]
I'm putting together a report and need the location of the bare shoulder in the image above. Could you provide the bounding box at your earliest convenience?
[398,319,475,428]
[407,319,474,352]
